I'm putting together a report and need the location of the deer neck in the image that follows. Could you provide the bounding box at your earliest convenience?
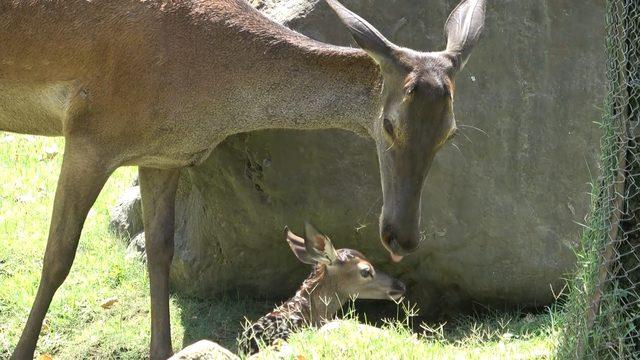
[170,2,384,137]
[243,47,384,136]
[307,276,349,327]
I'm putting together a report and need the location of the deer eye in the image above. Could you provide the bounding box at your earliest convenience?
[360,267,372,278]
[383,118,394,137]
[447,128,458,142]
[407,84,416,95]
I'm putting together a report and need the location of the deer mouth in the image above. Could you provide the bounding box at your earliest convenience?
[389,252,404,263]
[382,236,405,262]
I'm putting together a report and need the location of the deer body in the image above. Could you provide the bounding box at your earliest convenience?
[3,0,486,358]
[238,224,405,355]
[1,0,379,167]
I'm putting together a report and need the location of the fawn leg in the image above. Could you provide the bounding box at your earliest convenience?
[139,167,180,360]
[12,142,113,360]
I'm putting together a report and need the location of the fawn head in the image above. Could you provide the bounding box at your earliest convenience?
[285,223,406,301]
[326,0,486,260]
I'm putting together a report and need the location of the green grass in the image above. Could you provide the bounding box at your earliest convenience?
[0,133,560,359]
[273,307,559,360]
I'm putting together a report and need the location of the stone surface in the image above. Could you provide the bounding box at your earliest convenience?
[115,0,606,314]
[169,340,239,360]
[109,185,143,241]
[125,232,147,262]
[247,340,296,360]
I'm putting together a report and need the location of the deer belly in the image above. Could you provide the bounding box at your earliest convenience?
[0,83,66,136]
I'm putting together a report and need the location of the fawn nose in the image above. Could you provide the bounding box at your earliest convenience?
[387,279,406,300]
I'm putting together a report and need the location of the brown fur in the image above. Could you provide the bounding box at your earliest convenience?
[1,0,486,358]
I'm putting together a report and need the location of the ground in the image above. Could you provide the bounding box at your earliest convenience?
[0,133,560,359]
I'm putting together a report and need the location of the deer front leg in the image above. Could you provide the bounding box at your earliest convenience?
[139,167,180,360]
[12,141,113,360]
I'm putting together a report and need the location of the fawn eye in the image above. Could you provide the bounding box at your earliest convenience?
[360,268,371,278]
[383,118,394,137]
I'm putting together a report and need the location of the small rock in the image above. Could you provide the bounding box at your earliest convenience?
[169,340,239,360]
[109,185,143,240]
[247,339,297,360]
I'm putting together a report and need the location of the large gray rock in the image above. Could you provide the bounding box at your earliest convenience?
[116,0,605,313]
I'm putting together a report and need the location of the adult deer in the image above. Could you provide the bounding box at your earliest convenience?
[1,0,486,358]
[238,223,406,355]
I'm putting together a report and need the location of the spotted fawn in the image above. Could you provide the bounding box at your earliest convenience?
[238,222,406,354]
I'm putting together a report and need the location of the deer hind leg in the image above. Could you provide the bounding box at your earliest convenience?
[12,140,114,360]
[139,167,180,360]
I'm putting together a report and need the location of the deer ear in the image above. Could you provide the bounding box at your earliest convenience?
[285,226,317,265]
[444,0,486,71]
[304,222,338,265]
[325,0,398,69]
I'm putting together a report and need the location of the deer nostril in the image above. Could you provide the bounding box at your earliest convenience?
[389,237,399,251]
[381,228,405,261]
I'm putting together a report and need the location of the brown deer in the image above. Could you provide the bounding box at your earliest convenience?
[1,0,486,358]
[238,223,406,355]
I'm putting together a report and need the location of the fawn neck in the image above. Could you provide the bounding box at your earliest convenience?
[281,264,347,327]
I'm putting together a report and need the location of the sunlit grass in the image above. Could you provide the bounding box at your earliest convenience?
[248,303,560,360]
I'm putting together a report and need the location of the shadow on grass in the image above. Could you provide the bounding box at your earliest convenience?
[172,292,558,354]
[352,299,558,345]
[173,293,275,352]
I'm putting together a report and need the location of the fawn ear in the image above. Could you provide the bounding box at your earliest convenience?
[303,222,338,265]
[444,0,487,71]
[285,226,317,265]
[325,0,399,69]
[284,224,339,265]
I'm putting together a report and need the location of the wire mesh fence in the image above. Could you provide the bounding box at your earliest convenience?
[557,0,640,358]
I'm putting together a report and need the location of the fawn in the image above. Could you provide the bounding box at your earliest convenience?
[238,223,406,354]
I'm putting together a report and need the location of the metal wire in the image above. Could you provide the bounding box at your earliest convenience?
[558,0,640,358]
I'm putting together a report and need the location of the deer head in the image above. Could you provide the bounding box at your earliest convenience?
[326,0,486,260]
[285,223,406,301]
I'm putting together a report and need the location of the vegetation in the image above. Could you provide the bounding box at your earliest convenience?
[0,133,559,359]
[254,305,560,360]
